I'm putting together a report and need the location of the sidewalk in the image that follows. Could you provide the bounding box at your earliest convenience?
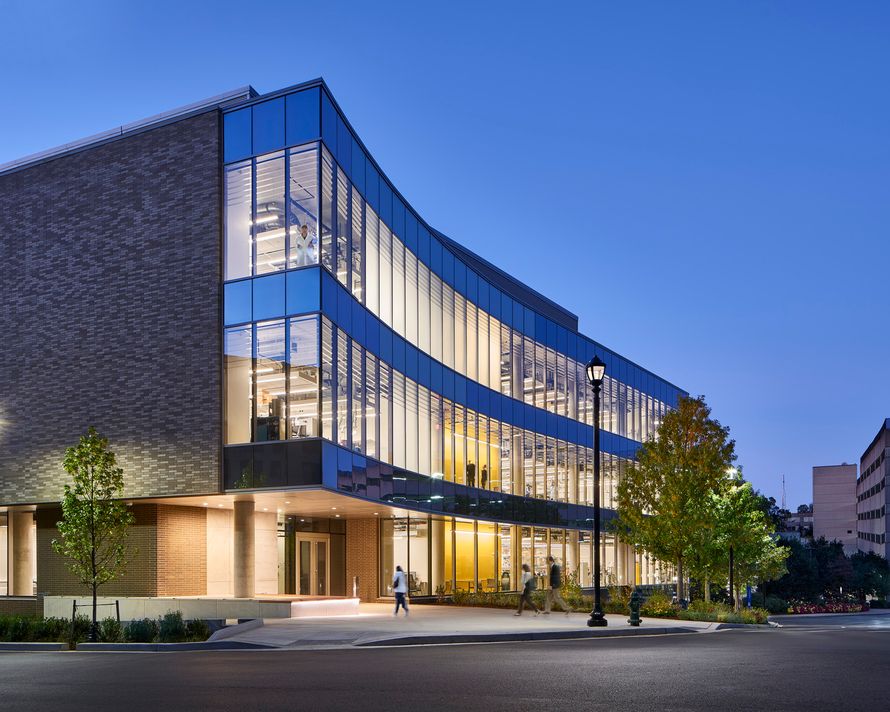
[217,603,716,649]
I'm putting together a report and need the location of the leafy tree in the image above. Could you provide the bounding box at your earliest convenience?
[752,490,787,531]
[850,552,890,601]
[52,427,135,641]
[616,395,735,602]
[688,475,787,605]
[762,537,853,601]
[715,480,787,608]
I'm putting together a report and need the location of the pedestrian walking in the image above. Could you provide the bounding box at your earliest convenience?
[514,563,540,616]
[544,556,570,615]
[393,565,409,617]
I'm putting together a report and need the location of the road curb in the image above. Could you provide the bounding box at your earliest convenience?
[355,626,699,647]
[208,618,264,642]
[75,640,273,651]
[0,642,69,652]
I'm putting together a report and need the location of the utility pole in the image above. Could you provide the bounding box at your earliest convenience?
[781,474,786,511]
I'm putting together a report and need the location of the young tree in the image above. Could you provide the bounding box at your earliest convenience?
[616,395,735,602]
[52,427,134,641]
[714,479,788,608]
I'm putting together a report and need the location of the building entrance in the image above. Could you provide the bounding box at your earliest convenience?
[296,533,329,596]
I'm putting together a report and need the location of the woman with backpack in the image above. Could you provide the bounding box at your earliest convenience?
[514,563,540,616]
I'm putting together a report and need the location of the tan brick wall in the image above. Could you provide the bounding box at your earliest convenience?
[0,598,38,616]
[346,518,378,601]
[37,504,159,597]
[156,505,207,596]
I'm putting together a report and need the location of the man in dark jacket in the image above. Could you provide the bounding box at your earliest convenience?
[544,556,570,615]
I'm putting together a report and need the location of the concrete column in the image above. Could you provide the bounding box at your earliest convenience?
[628,545,636,585]
[616,538,626,586]
[233,501,255,598]
[512,434,523,496]
[11,510,34,596]
[430,518,446,594]
[566,530,579,579]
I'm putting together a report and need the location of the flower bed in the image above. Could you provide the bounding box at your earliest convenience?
[787,601,868,614]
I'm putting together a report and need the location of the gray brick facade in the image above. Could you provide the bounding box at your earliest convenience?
[0,111,223,504]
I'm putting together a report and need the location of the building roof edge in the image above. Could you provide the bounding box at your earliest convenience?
[0,86,257,177]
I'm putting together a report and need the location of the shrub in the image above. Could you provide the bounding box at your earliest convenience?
[185,619,211,642]
[68,615,91,645]
[158,612,188,643]
[562,572,584,600]
[688,600,731,616]
[32,617,68,642]
[640,591,676,617]
[603,586,631,614]
[99,617,124,643]
[763,595,789,614]
[4,616,33,641]
[125,618,159,643]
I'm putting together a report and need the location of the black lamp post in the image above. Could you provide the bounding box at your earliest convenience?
[586,355,607,627]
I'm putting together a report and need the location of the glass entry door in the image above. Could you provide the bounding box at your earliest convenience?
[297,534,329,596]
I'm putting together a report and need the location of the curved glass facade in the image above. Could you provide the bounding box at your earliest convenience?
[221,79,685,590]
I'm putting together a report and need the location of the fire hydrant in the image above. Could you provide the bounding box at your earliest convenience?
[628,589,642,627]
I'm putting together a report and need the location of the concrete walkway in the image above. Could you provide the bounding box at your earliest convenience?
[219,603,716,649]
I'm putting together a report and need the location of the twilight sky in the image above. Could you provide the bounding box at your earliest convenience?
[2,1,888,507]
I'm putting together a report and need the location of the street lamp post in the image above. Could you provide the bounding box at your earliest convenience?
[586,355,607,627]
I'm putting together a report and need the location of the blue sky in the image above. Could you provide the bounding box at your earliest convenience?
[3,1,888,507]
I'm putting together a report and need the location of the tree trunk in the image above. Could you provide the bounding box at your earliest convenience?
[90,478,98,643]
[92,581,98,641]
[704,579,711,602]
[677,556,685,604]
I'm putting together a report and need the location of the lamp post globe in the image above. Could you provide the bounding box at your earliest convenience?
[586,355,608,627]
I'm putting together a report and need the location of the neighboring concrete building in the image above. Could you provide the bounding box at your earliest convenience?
[779,509,813,540]
[857,420,890,557]
[0,79,683,610]
[812,465,857,554]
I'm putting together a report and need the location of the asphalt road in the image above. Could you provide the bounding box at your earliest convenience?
[1,622,888,711]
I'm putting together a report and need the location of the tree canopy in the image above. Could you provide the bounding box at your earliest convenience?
[616,395,736,601]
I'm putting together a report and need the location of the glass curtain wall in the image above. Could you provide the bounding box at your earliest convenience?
[379,516,609,596]
[224,148,675,445]
[224,316,320,445]
[224,316,636,507]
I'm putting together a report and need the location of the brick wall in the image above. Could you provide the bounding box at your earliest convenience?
[0,598,39,616]
[0,111,223,505]
[37,503,212,597]
[345,518,379,601]
[156,505,207,596]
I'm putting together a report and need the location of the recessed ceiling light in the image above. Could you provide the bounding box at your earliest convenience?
[218,504,224,508]
[285,501,290,504]
[335,514,340,518]
[300,519,305,522]
[331,507,337,510]
[202,503,208,507]
[263,508,268,511]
